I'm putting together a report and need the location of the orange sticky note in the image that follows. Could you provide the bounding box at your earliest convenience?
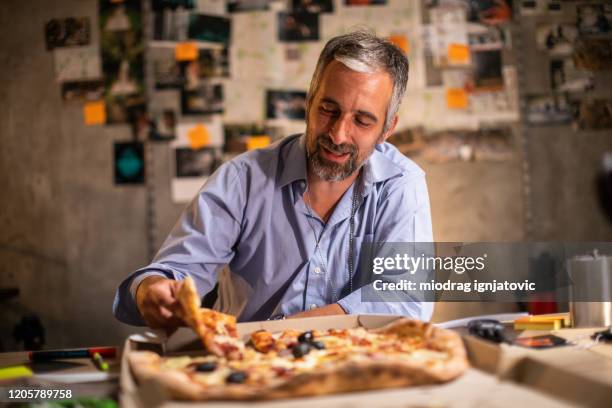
[246,136,270,151]
[448,43,470,65]
[84,101,106,125]
[388,35,410,54]
[446,88,468,109]
[188,124,210,149]
[175,42,198,62]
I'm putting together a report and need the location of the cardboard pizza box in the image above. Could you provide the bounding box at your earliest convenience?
[119,314,578,408]
[461,330,612,407]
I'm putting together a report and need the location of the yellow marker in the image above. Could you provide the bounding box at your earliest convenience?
[446,88,468,109]
[175,42,198,62]
[448,43,470,65]
[246,135,270,151]
[91,352,109,372]
[514,316,564,331]
[84,101,106,125]
[188,124,211,149]
[0,365,33,380]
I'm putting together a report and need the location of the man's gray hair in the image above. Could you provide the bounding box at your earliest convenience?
[306,30,409,134]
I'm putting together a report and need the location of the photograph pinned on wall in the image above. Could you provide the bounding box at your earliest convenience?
[182,47,230,82]
[519,0,548,16]
[152,0,194,41]
[181,82,224,115]
[266,90,307,120]
[61,80,105,102]
[576,4,611,35]
[546,1,562,13]
[278,12,319,42]
[45,17,91,50]
[550,58,594,94]
[573,99,612,130]
[114,141,145,185]
[426,0,512,26]
[105,94,147,124]
[573,38,612,71]
[149,110,177,141]
[152,0,195,10]
[126,103,150,141]
[224,123,268,153]
[175,147,221,178]
[472,49,504,90]
[293,0,333,13]
[54,47,102,83]
[99,0,145,123]
[188,14,231,44]
[426,9,470,67]
[535,24,578,56]
[344,0,386,5]
[525,94,573,125]
[468,26,508,51]
[227,0,271,12]
[151,48,183,89]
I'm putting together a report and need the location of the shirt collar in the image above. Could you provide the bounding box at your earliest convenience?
[278,134,404,190]
[278,134,308,188]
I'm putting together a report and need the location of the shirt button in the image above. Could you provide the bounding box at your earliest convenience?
[314,266,321,274]
[310,304,317,310]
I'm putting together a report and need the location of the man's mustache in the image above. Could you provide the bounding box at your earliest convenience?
[317,135,357,155]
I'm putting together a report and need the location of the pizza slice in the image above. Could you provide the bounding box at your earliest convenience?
[177,276,244,359]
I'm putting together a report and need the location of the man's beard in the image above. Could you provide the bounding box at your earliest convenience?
[307,134,368,182]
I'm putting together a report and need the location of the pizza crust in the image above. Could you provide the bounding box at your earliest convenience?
[128,318,469,401]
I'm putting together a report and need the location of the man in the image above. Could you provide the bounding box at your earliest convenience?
[113,30,433,329]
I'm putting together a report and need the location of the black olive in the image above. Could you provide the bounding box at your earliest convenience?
[292,342,311,358]
[194,361,217,372]
[298,330,314,343]
[310,340,325,350]
[226,371,248,384]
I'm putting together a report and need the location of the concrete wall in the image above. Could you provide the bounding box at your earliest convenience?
[1,0,611,349]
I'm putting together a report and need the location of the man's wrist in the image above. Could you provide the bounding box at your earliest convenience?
[134,275,168,312]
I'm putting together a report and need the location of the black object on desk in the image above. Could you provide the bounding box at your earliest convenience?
[467,319,507,343]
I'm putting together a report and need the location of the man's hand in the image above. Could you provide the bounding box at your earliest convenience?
[288,303,346,319]
[135,276,184,330]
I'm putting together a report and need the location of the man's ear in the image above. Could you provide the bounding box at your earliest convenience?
[380,115,399,143]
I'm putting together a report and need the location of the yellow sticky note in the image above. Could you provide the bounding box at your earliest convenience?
[84,100,106,125]
[0,365,33,380]
[175,42,198,62]
[388,35,410,54]
[246,136,271,151]
[446,88,468,109]
[188,124,210,149]
[448,43,470,65]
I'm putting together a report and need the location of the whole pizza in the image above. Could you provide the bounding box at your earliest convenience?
[128,277,469,401]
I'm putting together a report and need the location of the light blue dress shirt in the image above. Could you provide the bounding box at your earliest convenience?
[113,134,433,325]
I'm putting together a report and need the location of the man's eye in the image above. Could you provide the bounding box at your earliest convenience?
[319,105,337,115]
[355,116,373,127]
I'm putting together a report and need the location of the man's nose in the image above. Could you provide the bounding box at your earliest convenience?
[329,114,351,145]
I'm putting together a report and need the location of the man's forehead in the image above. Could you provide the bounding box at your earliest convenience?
[315,60,392,113]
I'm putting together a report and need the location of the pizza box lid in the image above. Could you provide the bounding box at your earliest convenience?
[118,314,578,408]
